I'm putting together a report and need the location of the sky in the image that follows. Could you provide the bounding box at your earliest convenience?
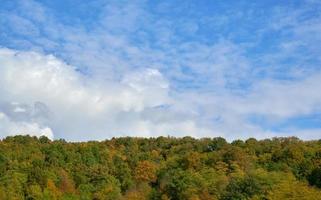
[0,0,321,141]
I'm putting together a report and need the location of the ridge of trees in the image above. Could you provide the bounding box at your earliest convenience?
[0,135,321,199]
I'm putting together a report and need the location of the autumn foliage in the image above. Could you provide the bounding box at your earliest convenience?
[0,135,321,199]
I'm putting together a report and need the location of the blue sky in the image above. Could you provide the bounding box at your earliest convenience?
[0,0,321,141]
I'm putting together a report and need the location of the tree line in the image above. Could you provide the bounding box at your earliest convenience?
[0,135,321,199]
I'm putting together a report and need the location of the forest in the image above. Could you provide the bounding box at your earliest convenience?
[1,135,321,200]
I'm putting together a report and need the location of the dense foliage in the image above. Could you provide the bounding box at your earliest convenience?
[1,135,321,199]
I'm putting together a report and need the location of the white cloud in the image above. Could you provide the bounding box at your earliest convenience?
[242,76,321,118]
[1,46,321,141]
[0,48,214,140]
[0,112,53,139]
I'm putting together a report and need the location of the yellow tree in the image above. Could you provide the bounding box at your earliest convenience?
[59,169,76,195]
[266,179,321,200]
[134,160,157,183]
[44,179,62,200]
[121,183,152,200]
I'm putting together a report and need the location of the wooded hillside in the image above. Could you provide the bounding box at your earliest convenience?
[1,135,321,200]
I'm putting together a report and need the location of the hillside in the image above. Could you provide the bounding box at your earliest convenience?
[1,135,321,199]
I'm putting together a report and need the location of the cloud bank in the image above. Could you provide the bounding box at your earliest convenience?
[0,48,214,140]
[1,47,321,141]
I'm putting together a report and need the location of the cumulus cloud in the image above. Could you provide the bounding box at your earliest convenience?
[0,48,214,140]
[2,47,320,141]
[0,112,53,139]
